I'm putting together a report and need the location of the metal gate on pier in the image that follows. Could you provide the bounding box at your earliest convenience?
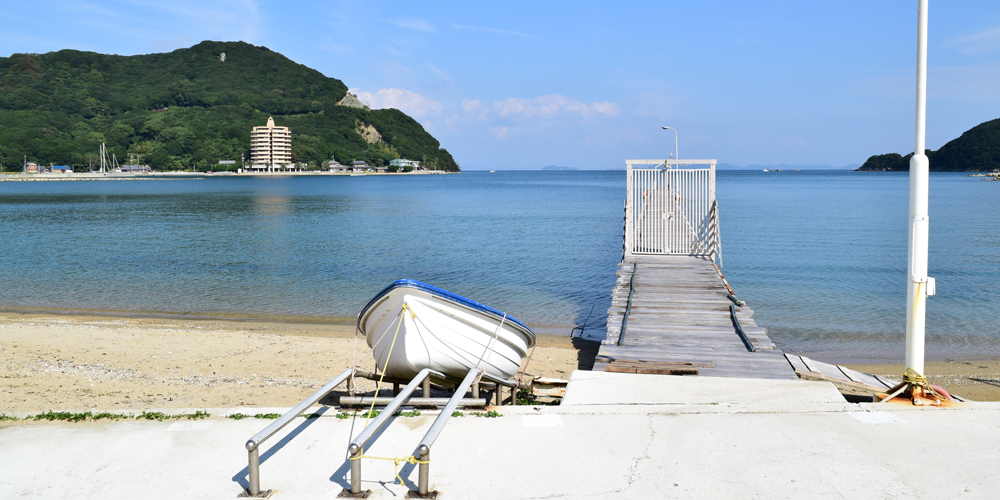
[623,159,721,266]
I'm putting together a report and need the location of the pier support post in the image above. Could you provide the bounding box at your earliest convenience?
[471,382,479,399]
[422,377,430,399]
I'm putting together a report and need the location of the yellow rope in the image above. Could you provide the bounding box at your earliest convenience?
[354,303,428,486]
[349,453,430,486]
[901,367,946,400]
[362,303,410,430]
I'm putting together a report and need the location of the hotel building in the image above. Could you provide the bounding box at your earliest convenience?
[250,116,292,170]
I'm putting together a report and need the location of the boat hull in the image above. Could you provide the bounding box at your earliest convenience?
[358,281,535,381]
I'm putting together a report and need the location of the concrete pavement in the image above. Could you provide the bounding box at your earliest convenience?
[2,371,998,499]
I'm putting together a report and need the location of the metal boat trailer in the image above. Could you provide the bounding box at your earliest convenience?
[240,367,517,498]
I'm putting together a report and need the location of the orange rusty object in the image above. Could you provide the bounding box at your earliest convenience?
[877,384,957,408]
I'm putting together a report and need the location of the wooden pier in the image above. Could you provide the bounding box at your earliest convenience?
[596,254,796,380]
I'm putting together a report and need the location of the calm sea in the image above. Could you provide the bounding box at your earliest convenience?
[0,171,996,362]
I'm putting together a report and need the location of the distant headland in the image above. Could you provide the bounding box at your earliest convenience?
[857,118,1000,172]
[0,41,459,173]
[541,165,578,171]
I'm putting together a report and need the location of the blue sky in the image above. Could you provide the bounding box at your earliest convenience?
[2,1,999,170]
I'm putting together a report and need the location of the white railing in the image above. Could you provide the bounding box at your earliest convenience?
[623,159,721,265]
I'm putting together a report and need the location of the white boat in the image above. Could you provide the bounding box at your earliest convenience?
[357,280,536,382]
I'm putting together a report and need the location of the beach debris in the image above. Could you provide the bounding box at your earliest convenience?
[530,377,568,398]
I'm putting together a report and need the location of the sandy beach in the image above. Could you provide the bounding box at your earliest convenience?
[3,312,999,415]
[0,312,598,414]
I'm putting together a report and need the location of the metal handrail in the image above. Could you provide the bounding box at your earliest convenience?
[348,368,433,495]
[616,264,638,346]
[730,304,756,352]
[412,369,481,496]
[244,367,352,497]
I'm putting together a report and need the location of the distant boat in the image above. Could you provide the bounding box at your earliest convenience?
[489,170,496,173]
[358,279,536,383]
[762,169,769,172]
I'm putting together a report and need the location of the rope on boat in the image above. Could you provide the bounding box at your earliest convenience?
[362,303,410,428]
[473,313,507,384]
[352,304,424,484]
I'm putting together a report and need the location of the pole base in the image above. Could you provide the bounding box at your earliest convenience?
[238,489,273,498]
[878,383,951,407]
[338,489,372,498]
[406,490,439,499]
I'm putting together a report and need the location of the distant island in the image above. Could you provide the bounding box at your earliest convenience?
[0,41,459,172]
[857,118,1000,172]
[541,165,577,170]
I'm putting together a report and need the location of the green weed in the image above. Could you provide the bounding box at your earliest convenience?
[470,410,502,418]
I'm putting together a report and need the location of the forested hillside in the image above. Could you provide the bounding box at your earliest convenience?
[0,41,458,171]
[858,118,1000,172]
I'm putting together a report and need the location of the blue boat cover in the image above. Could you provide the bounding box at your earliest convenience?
[358,279,534,340]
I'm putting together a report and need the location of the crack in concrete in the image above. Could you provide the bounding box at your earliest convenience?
[618,414,656,492]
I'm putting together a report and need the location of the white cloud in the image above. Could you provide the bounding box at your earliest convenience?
[490,126,512,138]
[391,19,436,33]
[492,94,621,120]
[947,25,1000,55]
[350,88,444,118]
[423,64,452,84]
[450,24,537,39]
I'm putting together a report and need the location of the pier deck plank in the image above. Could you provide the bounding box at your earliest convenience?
[596,255,796,380]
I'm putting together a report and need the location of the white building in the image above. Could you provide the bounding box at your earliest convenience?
[250,117,292,171]
[389,158,421,169]
[328,160,347,172]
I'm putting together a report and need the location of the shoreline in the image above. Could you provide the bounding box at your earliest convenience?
[4,311,999,413]
[0,170,457,181]
[0,312,599,414]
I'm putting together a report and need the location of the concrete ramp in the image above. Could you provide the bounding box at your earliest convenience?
[562,370,847,408]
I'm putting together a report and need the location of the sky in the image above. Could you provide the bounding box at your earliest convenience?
[2,1,999,170]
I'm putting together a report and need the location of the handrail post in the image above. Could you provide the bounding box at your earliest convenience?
[248,447,260,496]
[417,445,430,495]
[349,445,362,494]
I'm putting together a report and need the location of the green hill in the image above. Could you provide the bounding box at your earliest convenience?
[0,41,458,172]
[858,118,1000,172]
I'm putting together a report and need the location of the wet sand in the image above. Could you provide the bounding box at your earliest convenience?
[0,313,599,414]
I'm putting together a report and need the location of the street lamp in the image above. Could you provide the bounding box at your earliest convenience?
[661,126,678,167]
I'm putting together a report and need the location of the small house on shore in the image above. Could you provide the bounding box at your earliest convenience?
[350,161,370,173]
[51,165,73,174]
[390,159,421,170]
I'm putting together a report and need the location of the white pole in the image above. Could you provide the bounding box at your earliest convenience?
[906,0,930,377]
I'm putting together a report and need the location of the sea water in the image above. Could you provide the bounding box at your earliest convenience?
[0,170,996,361]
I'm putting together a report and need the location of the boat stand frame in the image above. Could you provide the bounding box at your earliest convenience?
[241,368,354,498]
[343,368,486,498]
